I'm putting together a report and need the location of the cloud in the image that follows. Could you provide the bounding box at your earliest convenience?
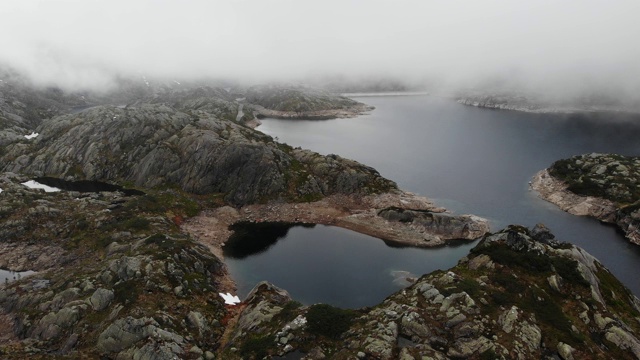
[1,0,639,97]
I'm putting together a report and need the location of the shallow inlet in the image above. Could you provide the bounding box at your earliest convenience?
[243,95,640,302]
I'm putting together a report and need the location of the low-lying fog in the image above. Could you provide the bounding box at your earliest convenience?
[0,1,638,107]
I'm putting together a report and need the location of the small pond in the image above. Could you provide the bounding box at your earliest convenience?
[34,177,144,196]
[224,222,474,309]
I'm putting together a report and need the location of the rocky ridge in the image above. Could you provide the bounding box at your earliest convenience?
[0,68,91,146]
[0,103,394,206]
[223,225,640,359]
[533,153,640,244]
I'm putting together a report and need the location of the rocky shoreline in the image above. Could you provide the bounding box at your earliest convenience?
[219,225,640,359]
[182,190,490,292]
[532,169,640,244]
[531,169,617,221]
[250,102,374,120]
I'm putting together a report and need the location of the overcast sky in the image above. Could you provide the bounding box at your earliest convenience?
[1,0,639,97]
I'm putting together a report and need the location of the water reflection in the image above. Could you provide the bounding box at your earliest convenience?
[225,222,314,259]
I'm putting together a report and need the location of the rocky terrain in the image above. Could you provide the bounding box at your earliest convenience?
[221,225,640,359]
[532,153,640,244]
[0,103,394,206]
[0,68,495,358]
[0,68,92,146]
[2,68,640,359]
[183,192,490,253]
[0,172,229,359]
[246,85,373,120]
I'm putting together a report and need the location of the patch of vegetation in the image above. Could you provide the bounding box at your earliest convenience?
[520,287,584,346]
[124,216,150,231]
[306,304,357,339]
[440,277,482,298]
[143,234,188,259]
[479,348,499,360]
[549,155,640,204]
[551,257,590,287]
[595,264,640,318]
[239,335,275,359]
[474,243,553,273]
[274,301,303,323]
[125,190,201,219]
[113,280,140,307]
[491,271,527,294]
[94,235,115,249]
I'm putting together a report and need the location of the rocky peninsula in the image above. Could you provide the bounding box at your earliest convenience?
[532,153,640,244]
[246,85,373,120]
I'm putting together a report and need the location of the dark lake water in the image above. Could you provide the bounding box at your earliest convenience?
[34,177,144,196]
[226,95,640,308]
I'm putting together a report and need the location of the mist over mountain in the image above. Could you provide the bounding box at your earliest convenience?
[0,0,638,109]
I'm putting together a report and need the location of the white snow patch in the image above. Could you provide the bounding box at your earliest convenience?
[24,132,39,139]
[219,292,241,305]
[0,188,3,194]
[21,180,61,192]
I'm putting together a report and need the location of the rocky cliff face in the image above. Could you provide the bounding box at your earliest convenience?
[225,225,640,360]
[533,153,640,244]
[0,104,394,205]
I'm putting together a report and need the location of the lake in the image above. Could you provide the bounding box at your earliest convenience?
[226,95,640,308]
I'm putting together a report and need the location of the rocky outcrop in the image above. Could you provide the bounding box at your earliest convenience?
[223,225,640,359]
[0,104,395,205]
[533,153,640,244]
[246,85,373,120]
[377,207,489,242]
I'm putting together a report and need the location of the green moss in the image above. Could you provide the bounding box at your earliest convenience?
[474,242,552,273]
[306,304,357,339]
[551,257,590,287]
[595,264,640,318]
[143,234,188,259]
[113,280,140,307]
[440,277,482,298]
[273,301,303,323]
[239,335,275,359]
[124,217,150,231]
